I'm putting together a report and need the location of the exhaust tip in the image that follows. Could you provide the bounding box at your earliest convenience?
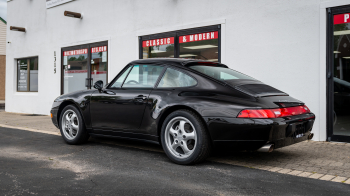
[308,133,314,140]
[257,144,274,153]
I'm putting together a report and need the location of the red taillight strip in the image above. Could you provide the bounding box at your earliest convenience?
[237,105,311,118]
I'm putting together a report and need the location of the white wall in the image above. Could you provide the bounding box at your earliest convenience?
[6,0,350,141]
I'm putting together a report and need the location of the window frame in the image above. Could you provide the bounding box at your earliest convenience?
[155,66,198,89]
[139,25,221,62]
[16,57,39,92]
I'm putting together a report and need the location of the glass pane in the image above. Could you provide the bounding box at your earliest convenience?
[158,68,197,88]
[17,59,28,91]
[91,46,107,86]
[110,66,132,88]
[63,49,88,94]
[190,65,255,81]
[123,65,163,88]
[142,37,174,59]
[333,14,350,136]
[179,31,218,62]
[30,58,38,91]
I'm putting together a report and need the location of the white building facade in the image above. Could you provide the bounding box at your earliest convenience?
[5,0,350,143]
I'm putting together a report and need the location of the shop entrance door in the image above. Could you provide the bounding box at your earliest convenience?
[61,41,108,94]
[327,6,350,142]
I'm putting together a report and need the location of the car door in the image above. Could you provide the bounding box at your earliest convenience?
[90,64,164,136]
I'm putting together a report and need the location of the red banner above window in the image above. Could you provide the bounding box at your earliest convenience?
[63,49,88,56]
[91,46,107,53]
[142,37,174,47]
[334,13,350,25]
[179,31,218,43]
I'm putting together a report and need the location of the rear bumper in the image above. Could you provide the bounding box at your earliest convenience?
[204,113,315,150]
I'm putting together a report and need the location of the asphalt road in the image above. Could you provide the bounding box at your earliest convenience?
[0,127,349,196]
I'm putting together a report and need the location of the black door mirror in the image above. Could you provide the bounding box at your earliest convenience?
[94,80,103,91]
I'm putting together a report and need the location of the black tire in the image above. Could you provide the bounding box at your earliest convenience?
[59,105,89,145]
[161,110,212,165]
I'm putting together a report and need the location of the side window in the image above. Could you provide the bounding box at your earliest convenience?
[158,68,197,88]
[17,57,39,92]
[122,65,164,88]
[110,66,132,88]
[220,72,238,80]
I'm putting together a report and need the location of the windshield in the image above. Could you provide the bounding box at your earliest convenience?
[189,65,255,81]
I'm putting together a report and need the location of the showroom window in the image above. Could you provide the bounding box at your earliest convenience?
[139,25,220,62]
[61,41,108,94]
[17,57,38,92]
[142,37,174,59]
[179,31,218,61]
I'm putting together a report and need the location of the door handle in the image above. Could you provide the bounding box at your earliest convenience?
[134,95,147,100]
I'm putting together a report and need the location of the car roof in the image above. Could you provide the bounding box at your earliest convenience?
[130,58,227,67]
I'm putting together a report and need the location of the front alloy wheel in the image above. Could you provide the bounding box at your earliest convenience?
[59,105,89,145]
[61,109,79,140]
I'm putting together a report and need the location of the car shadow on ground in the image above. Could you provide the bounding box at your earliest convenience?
[88,135,299,166]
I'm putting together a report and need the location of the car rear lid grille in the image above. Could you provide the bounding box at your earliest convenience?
[235,84,288,98]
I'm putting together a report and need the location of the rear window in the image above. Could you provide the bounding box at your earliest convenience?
[189,65,255,81]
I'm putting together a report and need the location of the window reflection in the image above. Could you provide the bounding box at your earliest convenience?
[333,21,350,136]
[63,49,88,94]
[30,58,38,91]
[179,31,218,62]
[142,37,174,59]
[17,57,38,92]
[91,46,107,86]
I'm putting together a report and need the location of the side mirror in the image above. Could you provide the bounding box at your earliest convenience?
[94,80,103,91]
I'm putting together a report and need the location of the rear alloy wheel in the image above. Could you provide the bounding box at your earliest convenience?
[161,110,211,165]
[59,105,89,144]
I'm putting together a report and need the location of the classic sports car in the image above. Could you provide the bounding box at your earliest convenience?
[51,59,315,165]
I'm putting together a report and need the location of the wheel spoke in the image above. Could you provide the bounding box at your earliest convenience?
[70,113,77,121]
[171,141,180,151]
[71,123,79,130]
[181,142,191,154]
[179,120,186,132]
[68,128,73,137]
[169,127,177,137]
[65,115,70,121]
[183,131,195,140]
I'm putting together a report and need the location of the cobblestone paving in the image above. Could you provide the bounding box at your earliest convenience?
[209,141,350,183]
[1,110,350,184]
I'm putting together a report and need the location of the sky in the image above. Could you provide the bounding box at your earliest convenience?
[0,0,6,21]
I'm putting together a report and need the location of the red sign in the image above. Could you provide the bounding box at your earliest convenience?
[334,13,350,25]
[179,31,218,43]
[143,37,174,47]
[91,46,107,53]
[63,49,88,56]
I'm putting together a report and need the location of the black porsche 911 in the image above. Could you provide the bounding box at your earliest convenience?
[51,58,315,165]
